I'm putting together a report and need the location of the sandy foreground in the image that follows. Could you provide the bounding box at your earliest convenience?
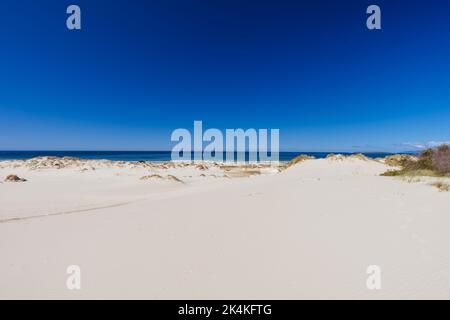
[0,156,449,299]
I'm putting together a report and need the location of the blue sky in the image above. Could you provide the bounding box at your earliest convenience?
[0,0,449,152]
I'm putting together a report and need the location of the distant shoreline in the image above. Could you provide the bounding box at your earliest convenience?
[0,150,417,162]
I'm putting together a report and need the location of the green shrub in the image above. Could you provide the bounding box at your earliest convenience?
[381,144,449,177]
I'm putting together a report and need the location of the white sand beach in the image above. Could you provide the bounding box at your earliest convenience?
[0,156,449,299]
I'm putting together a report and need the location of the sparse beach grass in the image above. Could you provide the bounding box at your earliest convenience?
[286,154,315,168]
[400,176,423,184]
[381,169,446,177]
[430,182,450,192]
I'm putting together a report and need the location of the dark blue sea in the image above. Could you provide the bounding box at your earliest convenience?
[0,151,404,162]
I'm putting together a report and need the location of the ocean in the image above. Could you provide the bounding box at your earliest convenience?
[0,151,403,162]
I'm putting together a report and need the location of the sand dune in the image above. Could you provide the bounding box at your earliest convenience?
[0,156,449,299]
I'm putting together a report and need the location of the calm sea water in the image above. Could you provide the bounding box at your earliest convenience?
[0,151,401,162]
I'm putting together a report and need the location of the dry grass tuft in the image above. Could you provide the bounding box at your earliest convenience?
[286,154,315,168]
[348,153,370,161]
[140,174,163,180]
[430,182,449,192]
[4,175,27,182]
[140,174,184,183]
[381,169,442,177]
[326,154,346,161]
[400,176,422,183]
[383,154,417,167]
[167,175,184,183]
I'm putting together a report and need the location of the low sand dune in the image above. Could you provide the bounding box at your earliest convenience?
[0,156,449,299]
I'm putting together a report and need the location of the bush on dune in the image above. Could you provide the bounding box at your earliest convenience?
[434,144,450,173]
[381,144,450,177]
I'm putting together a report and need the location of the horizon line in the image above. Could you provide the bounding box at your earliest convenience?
[0,150,418,154]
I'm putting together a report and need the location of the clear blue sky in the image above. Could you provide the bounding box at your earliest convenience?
[0,0,449,152]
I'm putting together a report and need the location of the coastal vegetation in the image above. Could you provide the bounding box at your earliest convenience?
[286,154,315,168]
[430,182,450,192]
[381,144,450,178]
